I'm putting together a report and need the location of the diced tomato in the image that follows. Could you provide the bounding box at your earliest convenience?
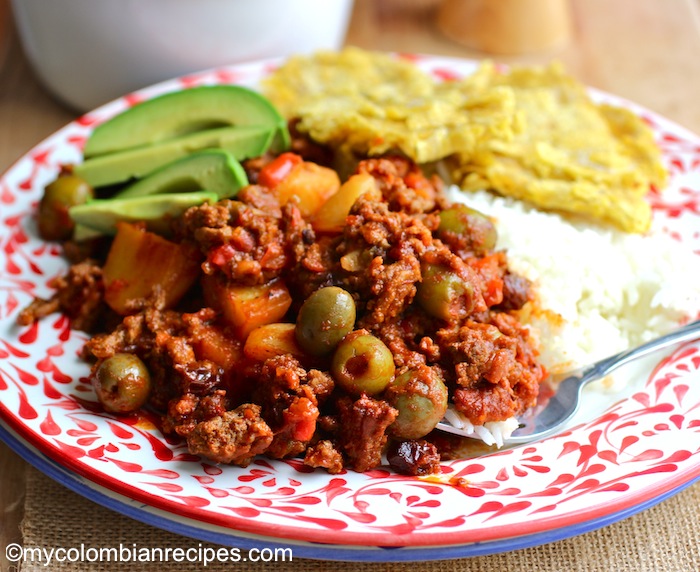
[258,152,303,189]
[469,254,504,307]
[207,243,237,270]
[404,171,435,201]
[283,397,319,442]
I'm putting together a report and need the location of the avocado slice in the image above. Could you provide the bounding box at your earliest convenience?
[69,191,218,236]
[115,149,248,200]
[84,85,290,158]
[74,125,274,188]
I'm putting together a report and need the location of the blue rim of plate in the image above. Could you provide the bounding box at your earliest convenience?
[2,418,697,562]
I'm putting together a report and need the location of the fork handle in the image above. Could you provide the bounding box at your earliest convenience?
[591,319,700,380]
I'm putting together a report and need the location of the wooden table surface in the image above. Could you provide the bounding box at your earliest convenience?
[2,0,700,569]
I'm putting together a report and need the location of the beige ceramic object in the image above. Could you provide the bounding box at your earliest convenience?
[437,0,572,54]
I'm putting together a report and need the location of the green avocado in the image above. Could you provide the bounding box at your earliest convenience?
[83,85,290,158]
[115,149,248,200]
[69,191,218,236]
[74,125,273,188]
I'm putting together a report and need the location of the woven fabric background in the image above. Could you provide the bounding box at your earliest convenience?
[18,467,699,572]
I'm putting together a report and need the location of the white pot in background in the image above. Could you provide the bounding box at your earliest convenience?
[11,0,354,111]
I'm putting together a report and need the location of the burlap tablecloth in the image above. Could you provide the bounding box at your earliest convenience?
[17,466,699,572]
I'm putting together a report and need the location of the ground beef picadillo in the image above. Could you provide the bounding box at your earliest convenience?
[28,154,546,476]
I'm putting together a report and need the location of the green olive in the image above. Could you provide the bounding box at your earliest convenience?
[415,263,476,321]
[438,204,497,254]
[331,330,395,396]
[385,365,448,439]
[38,174,94,241]
[92,353,152,414]
[295,286,356,356]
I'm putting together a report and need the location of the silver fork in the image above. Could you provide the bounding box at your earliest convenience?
[435,319,700,446]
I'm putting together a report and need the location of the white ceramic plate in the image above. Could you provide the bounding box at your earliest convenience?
[1,55,699,562]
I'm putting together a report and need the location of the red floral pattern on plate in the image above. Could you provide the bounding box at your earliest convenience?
[1,56,699,549]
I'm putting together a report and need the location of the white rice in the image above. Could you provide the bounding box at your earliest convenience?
[442,186,700,444]
[443,409,520,448]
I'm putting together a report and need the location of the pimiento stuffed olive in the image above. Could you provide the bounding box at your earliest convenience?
[92,353,152,414]
[38,174,93,241]
[385,365,448,439]
[295,286,356,356]
[438,204,497,255]
[415,263,476,321]
[331,330,395,396]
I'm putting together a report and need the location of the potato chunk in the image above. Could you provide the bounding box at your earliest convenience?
[102,222,200,314]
